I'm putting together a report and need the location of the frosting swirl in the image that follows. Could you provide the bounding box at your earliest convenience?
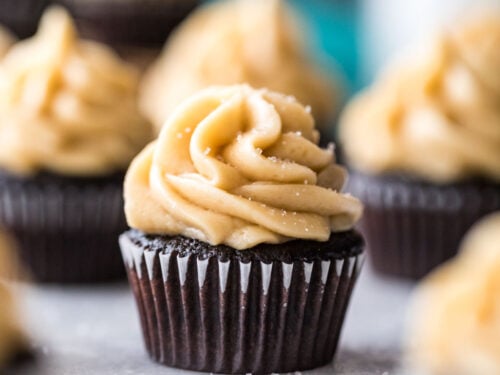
[340,15,500,183]
[140,0,339,133]
[406,212,500,375]
[125,85,362,249]
[0,7,152,176]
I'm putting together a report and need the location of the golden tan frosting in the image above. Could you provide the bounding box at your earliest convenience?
[340,15,500,183]
[0,234,26,367]
[406,212,500,375]
[125,85,362,249]
[140,0,339,133]
[0,7,152,176]
[0,26,14,58]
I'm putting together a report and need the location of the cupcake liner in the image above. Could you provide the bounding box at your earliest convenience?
[120,233,364,374]
[347,171,500,279]
[58,0,199,46]
[0,172,127,283]
[0,0,49,38]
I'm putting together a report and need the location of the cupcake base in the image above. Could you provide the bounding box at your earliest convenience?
[348,171,500,279]
[120,230,364,374]
[0,171,128,283]
[61,0,199,46]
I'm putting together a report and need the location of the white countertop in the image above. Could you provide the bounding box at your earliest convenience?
[15,263,417,375]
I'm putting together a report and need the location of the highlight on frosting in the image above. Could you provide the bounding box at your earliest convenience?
[340,14,500,183]
[125,85,362,250]
[0,7,152,176]
[405,212,500,375]
[140,0,340,133]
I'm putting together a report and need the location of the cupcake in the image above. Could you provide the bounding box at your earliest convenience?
[340,14,500,279]
[405,212,500,375]
[0,7,152,283]
[120,85,364,373]
[140,0,340,134]
[57,0,199,71]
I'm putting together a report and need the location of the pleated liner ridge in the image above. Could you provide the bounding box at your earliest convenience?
[348,171,500,279]
[0,172,127,283]
[120,234,364,374]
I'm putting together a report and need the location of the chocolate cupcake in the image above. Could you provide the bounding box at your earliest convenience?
[0,240,29,370]
[57,0,199,71]
[121,85,364,373]
[340,14,500,279]
[140,0,341,134]
[0,7,152,283]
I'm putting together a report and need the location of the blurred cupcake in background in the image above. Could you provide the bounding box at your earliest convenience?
[57,0,200,71]
[140,0,341,135]
[0,7,152,283]
[405,212,500,375]
[340,13,500,279]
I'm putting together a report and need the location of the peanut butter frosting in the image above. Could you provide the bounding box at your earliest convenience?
[0,7,152,176]
[340,15,500,183]
[0,284,25,367]
[406,212,500,375]
[140,0,339,133]
[0,234,26,367]
[125,85,362,250]
[0,26,14,58]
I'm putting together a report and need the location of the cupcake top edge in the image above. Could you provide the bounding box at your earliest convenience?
[405,212,500,375]
[140,0,340,133]
[340,14,500,184]
[125,84,363,250]
[0,6,153,177]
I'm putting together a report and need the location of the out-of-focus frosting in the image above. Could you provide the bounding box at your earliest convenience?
[0,284,25,367]
[0,234,26,367]
[0,7,152,176]
[340,15,500,183]
[0,26,14,58]
[140,0,339,133]
[406,212,500,375]
[125,85,362,250]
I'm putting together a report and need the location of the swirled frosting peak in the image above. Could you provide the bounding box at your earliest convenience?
[340,14,500,183]
[406,212,500,375]
[0,7,152,176]
[125,85,362,249]
[140,0,339,133]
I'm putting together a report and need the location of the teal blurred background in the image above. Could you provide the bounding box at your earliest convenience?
[289,0,360,94]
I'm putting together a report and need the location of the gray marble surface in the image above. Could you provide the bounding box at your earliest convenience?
[14,264,416,375]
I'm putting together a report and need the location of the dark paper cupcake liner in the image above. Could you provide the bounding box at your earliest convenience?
[347,171,500,279]
[0,0,49,38]
[120,231,364,374]
[0,171,127,283]
[56,0,199,46]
